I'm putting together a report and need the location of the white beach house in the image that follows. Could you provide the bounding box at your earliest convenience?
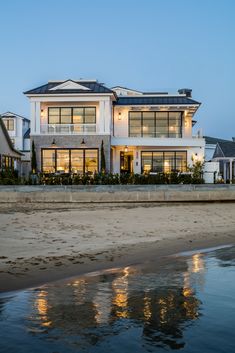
[1,112,31,175]
[24,79,205,174]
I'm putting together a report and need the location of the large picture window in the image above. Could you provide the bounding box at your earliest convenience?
[42,148,98,174]
[129,111,182,138]
[48,107,96,125]
[141,151,187,173]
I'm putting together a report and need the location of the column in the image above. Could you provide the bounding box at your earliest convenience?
[35,101,41,134]
[223,162,227,183]
[99,101,105,133]
[229,159,233,183]
[30,101,36,134]
[104,99,112,134]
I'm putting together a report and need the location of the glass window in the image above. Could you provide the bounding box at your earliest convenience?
[156,112,168,138]
[129,112,142,137]
[169,112,182,138]
[141,151,187,173]
[56,150,70,173]
[85,150,98,174]
[152,152,164,173]
[3,119,14,131]
[42,150,55,173]
[71,150,84,174]
[142,112,155,137]
[164,152,175,173]
[48,108,60,124]
[129,111,182,138]
[61,108,72,124]
[175,151,187,172]
[141,152,152,173]
[84,107,96,124]
[73,108,84,124]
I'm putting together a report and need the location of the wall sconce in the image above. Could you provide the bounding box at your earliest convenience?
[118,112,122,120]
[81,138,86,146]
[51,138,56,147]
[124,145,128,153]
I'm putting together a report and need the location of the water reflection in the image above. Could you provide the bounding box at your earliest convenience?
[1,246,235,353]
[27,259,202,350]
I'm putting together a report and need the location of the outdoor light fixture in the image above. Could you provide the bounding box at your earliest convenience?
[118,112,122,120]
[51,138,56,146]
[81,138,86,146]
[124,145,128,153]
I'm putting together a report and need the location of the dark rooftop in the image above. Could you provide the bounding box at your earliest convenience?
[24,80,114,95]
[204,136,232,145]
[214,141,235,158]
[114,96,200,106]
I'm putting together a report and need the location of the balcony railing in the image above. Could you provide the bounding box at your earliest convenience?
[40,124,96,134]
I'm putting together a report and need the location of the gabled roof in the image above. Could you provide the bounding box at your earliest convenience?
[213,141,235,158]
[24,79,115,95]
[112,86,143,95]
[0,118,23,156]
[1,111,30,122]
[114,96,200,106]
[204,136,232,145]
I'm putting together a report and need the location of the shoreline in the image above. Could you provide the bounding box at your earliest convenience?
[1,202,235,292]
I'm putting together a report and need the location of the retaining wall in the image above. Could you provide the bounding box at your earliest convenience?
[0,185,235,203]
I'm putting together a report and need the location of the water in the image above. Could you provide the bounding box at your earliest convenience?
[1,246,235,353]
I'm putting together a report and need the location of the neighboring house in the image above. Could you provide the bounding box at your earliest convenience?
[1,112,31,175]
[212,141,235,182]
[0,117,22,172]
[24,79,205,175]
[204,136,233,161]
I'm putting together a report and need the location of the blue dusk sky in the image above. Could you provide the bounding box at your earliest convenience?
[0,0,234,138]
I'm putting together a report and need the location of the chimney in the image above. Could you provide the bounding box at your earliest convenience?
[178,88,192,98]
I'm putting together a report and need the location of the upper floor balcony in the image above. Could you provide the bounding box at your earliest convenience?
[40,123,96,134]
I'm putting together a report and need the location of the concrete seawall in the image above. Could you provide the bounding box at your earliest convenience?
[0,185,235,203]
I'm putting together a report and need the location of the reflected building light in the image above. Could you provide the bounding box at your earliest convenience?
[192,254,205,273]
[35,290,52,328]
[143,293,152,321]
[93,282,112,325]
[71,279,86,305]
[112,267,130,319]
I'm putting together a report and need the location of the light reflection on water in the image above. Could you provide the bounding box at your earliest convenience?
[1,246,235,353]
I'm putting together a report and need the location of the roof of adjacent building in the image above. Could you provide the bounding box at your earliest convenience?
[213,141,235,158]
[204,136,232,145]
[0,118,23,156]
[24,79,114,95]
[114,96,200,106]
[1,111,30,122]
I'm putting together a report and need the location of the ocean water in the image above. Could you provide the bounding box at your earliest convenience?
[0,245,235,353]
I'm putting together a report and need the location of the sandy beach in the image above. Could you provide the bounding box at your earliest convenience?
[0,202,235,292]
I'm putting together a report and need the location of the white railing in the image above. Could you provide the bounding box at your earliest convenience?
[40,124,96,134]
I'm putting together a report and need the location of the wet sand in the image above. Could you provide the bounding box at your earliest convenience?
[0,202,235,292]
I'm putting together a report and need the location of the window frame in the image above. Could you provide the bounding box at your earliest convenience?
[141,150,187,173]
[129,111,182,138]
[41,148,99,174]
[3,118,15,131]
[48,107,96,125]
